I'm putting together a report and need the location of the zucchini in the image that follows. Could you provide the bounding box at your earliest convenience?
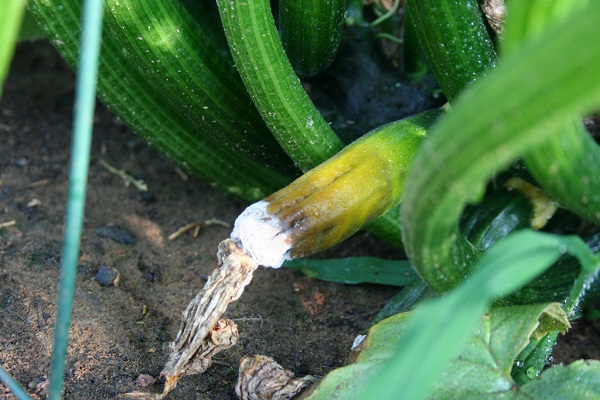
[216,0,344,171]
[279,0,347,77]
[232,110,441,266]
[524,120,600,225]
[461,184,585,306]
[29,0,291,202]
[103,0,294,170]
[407,0,497,102]
[400,3,600,294]
[460,187,533,251]
[217,0,407,249]
[501,1,600,226]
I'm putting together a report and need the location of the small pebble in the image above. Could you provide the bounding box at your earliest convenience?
[134,374,156,387]
[96,224,135,244]
[96,264,120,286]
[138,191,156,204]
[0,188,12,202]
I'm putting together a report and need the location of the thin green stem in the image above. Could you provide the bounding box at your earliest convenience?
[0,364,31,400]
[370,0,400,27]
[565,270,599,318]
[47,0,104,398]
[374,32,403,44]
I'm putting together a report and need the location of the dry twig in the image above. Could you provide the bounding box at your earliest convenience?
[167,218,230,241]
[99,159,148,191]
[0,220,16,229]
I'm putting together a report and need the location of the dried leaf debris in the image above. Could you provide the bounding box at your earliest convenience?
[124,239,313,399]
[236,355,316,400]
[160,239,258,396]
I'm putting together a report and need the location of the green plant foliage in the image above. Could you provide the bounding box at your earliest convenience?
[282,257,416,285]
[303,230,600,400]
[501,1,600,227]
[460,187,533,251]
[518,360,600,399]
[512,330,560,384]
[401,2,600,294]
[0,364,31,400]
[17,10,45,41]
[370,280,431,325]
[0,0,27,99]
[3,0,599,397]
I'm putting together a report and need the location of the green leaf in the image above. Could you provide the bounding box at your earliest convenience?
[501,1,600,226]
[524,120,600,225]
[282,257,416,286]
[0,0,27,99]
[401,2,600,294]
[520,360,600,399]
[302,230,599,400]
[302,303,571,400]
[18,10,45,41]
[371,279,432,325]
[300,312,412,400]
[426,304,568,399]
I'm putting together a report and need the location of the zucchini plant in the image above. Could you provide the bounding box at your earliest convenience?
[1,0,600,399]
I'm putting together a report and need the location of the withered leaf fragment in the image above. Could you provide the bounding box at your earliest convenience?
[236,355,315,400]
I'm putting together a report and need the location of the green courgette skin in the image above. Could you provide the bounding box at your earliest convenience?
[461,186,583,306]
[400,3,600,297]
[461,188,532,251]
[216,0,417,249]
[407,0,497,102]
[216,0,344,172]
[102,0,294,171]
[501,3,600,226]
[279,0,347,77]
[524,120,600,225]
[29,0,291,201]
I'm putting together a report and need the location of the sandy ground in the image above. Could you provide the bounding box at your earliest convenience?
[1,40,599,399]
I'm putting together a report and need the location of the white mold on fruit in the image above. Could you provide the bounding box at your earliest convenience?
[231,201,293,268]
